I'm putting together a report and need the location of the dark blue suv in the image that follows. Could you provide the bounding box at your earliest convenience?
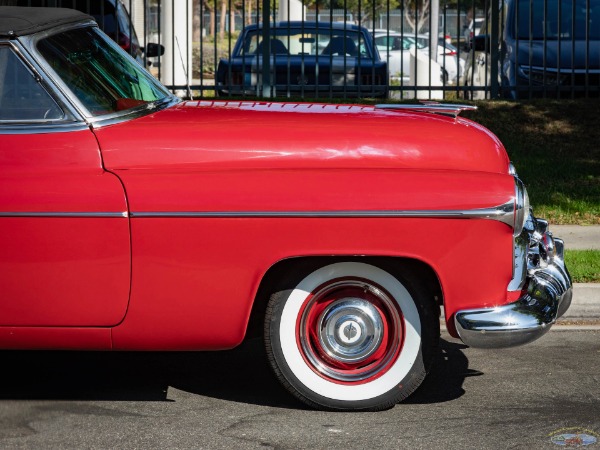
[465,0,599,98]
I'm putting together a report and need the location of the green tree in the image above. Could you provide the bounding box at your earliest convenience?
[302,0,400,22]
[403,0,430,34]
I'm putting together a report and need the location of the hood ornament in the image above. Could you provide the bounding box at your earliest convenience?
[375,101,477,119]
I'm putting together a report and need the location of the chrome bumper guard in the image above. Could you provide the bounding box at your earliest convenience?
[455,215,573,348]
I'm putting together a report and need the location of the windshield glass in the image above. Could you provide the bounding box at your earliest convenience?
[515,0,600,40]
[37,27,170,116]
[239,28,372,58]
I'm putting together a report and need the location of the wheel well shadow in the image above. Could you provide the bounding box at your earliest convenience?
[245,256,444,341]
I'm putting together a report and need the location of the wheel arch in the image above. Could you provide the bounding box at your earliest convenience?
[245,255,443,341]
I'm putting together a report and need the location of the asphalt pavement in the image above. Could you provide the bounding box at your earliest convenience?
[1,330,598,449]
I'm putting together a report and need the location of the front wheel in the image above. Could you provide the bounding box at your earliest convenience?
[264,261,438,411]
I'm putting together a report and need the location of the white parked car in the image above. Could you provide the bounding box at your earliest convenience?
[407,34,465,84]
[373,31,416,83]
[374,31,464,84]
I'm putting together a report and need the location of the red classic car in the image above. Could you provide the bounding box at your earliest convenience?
[0,7,572,411]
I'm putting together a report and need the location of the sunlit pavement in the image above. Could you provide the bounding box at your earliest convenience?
[0,330,598,449]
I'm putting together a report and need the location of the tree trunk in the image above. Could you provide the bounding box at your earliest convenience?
[230,8,236,34]
[193,0,201,41]
[246,0,252,25]
[219,0,227,39]
[403,0,430,35]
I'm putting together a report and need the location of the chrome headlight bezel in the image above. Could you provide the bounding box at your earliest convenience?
[514,177,530,237]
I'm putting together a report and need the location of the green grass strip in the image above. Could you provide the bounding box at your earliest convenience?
[564,250,600,283]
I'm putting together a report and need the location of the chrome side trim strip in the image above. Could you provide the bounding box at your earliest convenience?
[1,203,513,223]
[0,212,128,218]
[130,200,514,223]
[0,123,89,135]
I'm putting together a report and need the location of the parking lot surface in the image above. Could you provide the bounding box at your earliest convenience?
[0,329,598,449]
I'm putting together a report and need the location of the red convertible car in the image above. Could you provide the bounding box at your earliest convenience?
[0,7,572,411]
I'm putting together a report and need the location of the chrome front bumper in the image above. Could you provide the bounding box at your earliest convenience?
[455,215,573,348]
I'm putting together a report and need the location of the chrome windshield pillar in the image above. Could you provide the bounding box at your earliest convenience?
[455,214,573,348]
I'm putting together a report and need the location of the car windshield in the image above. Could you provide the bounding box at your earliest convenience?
[515,0,600,40]
[37,26,170,116]
[239,28,372,58]
[375,35,413,51]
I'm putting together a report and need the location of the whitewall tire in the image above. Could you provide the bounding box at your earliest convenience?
[264,261,438,411]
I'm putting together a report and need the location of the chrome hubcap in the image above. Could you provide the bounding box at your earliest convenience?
[319,298,383,363]
[298,279,404,383]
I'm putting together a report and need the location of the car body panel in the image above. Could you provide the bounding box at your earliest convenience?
[97,101,510,177]
[0,327,112,350]
[0,10,571,358]
[0,130,131,327]
[87,100,516,349]
[109,217,513,350]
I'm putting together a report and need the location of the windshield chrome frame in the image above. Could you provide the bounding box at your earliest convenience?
[18,20,178,127]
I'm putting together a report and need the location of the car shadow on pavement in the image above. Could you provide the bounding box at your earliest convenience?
[0,337,480,409]
[405,338,483,404]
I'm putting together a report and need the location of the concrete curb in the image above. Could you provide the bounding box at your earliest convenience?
[552,225,600,250]
[550,226,600,320]
[562,283,600,319]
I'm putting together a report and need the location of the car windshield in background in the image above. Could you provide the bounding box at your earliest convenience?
[515,0,600,40]
[37,27,170,116]
[374,35,413,51]
[238,28,372,58]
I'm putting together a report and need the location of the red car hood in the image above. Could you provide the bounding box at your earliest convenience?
[97,101,510,174]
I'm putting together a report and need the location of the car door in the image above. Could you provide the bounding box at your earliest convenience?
[0,43,131,327]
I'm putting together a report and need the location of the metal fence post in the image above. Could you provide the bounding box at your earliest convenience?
[261,0,272,98]
[490,0,500,98]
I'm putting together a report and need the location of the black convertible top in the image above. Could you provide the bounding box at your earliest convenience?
[0,6,92,38]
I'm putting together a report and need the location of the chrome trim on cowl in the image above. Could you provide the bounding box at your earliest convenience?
[455,215,573,348]
[89,96,180,129]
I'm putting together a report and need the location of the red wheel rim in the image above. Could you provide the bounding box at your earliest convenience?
[297,278,404,384]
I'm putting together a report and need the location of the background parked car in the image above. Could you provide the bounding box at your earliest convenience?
[463,17,485,50]
[410,34,464,84]
[463,0,600,98]
[372,30,417,83]
[374,30,464,84]
[1,0,163,65]
[216,22,388,98]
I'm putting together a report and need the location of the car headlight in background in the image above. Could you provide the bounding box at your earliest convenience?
[517,65,568,85]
